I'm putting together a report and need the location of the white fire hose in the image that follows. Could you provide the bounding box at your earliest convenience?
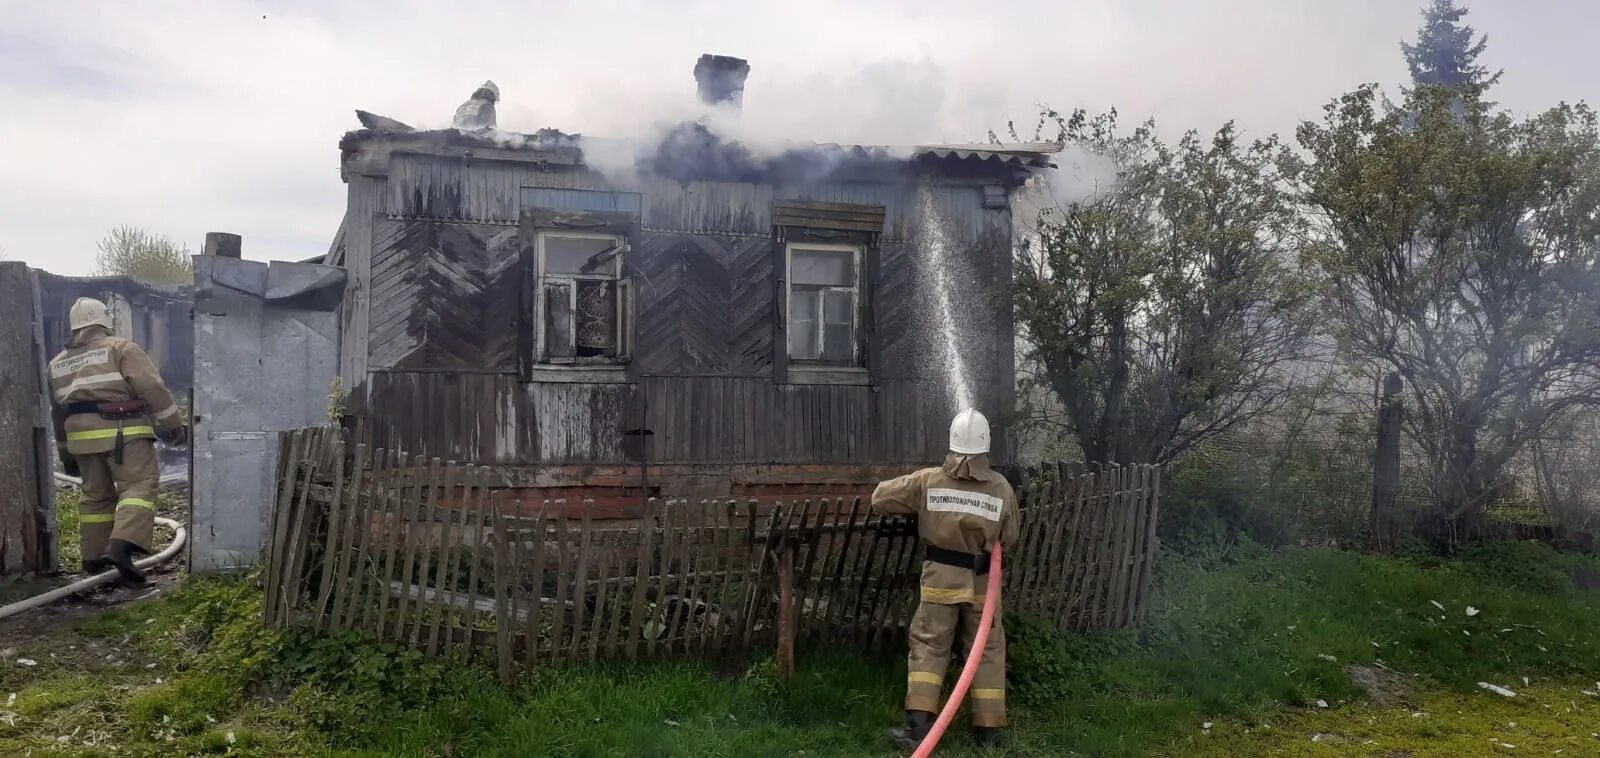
[0,472,188,621]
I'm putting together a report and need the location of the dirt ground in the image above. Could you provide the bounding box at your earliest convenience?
[0,563,184,654]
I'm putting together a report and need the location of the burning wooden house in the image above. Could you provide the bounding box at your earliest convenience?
[326,54,1056,511]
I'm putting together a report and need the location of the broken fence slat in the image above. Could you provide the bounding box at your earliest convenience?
[491,498,514,684]
[663,501,693,656]
[281,426,329,625]
[263,430,302,627]
[391,454,429,644]
[524,500,549,667]
[820,497,862,635]
[439,465,476,659]
[314,437,348,630]
[374,451,410,640]
[460,480,489,664]
[550,500,571,661]
[650,500,674,659]
[569,502,594,663]
[688,499,715,655]
[604,525,628,659]
[408,458,447,647]
[625,497,655,660]
[426,463,464,658]
[588,548,611,662]
[332,443,370,631]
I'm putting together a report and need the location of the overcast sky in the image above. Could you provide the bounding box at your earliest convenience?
[2,0,1596,274]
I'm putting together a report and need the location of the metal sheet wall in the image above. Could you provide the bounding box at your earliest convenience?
[192,258,346,573]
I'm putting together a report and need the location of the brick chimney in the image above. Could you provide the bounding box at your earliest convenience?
[694,54,750,108]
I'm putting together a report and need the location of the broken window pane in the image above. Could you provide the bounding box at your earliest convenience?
[544,282,575,359]
[545,235,622,275]
[575,280,617,356]
[791,248,854,286]
[788,289,820,360]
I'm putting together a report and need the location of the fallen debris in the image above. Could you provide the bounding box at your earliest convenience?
[1478,682,1517,698]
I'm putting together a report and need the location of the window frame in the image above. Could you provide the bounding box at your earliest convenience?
[784,241,863,367]
[533,229,631,366]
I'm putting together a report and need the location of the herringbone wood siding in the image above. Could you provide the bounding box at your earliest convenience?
[634,233,773,376]
[369,220,520,371]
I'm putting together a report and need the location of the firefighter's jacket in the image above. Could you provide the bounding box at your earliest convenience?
[49,327,184,456]
[871,454,1021,605]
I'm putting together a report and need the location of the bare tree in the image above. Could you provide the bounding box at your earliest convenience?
[1014,110,1316,464]
[1290,84,1600,541]
[94,226,193,285]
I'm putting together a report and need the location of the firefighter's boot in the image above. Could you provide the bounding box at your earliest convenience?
[103,539,146,585]
[889,710,934,752]
[973,726,1007,749]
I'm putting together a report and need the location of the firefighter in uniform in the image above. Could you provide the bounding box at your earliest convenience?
[872,409,1020,751]
[49,297,188,584]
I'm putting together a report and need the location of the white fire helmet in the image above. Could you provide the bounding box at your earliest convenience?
[948,408,991,455]
[69,297,114,331]
[478,80,500,101]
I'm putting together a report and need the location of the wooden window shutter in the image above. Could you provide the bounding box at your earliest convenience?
[516,232,535,382]
[770,238,787,379]
[864,242,881,378]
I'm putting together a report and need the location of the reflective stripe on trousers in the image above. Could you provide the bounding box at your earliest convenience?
[74,438,160,557]
[904,595,1008,727]
[66,425,156,442]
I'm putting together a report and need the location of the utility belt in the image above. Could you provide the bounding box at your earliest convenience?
[924,544,991,575]
[65,400,148,464]
[65,400,147,420]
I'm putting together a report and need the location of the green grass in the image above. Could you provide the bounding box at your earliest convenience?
[56,489,82,569]
[0,541,1596,756]
[1185,682,1599,756]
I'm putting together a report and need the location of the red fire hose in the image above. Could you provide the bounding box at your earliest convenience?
[913,543,1003,757]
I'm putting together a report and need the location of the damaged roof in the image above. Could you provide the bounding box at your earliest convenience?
[32,270,191,300]
[340,118,1059,184]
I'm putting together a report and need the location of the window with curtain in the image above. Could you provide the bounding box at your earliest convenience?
[536,231,630,363]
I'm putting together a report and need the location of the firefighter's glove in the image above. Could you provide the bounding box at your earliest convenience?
[162,424,190,447]
[59,448,80,479]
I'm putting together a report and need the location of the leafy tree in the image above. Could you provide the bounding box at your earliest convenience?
[1289,85,1600,542]
[94,226,193,285]
[1014,110,1315,464]
[1401,0,1500,91]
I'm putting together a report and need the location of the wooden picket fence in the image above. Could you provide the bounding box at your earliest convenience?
[262,426,1164,682]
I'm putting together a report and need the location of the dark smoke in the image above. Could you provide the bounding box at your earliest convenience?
[637,121,907,184]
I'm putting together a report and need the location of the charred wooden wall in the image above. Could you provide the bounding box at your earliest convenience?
[355,374,948,465]
[346,154,1015,472]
